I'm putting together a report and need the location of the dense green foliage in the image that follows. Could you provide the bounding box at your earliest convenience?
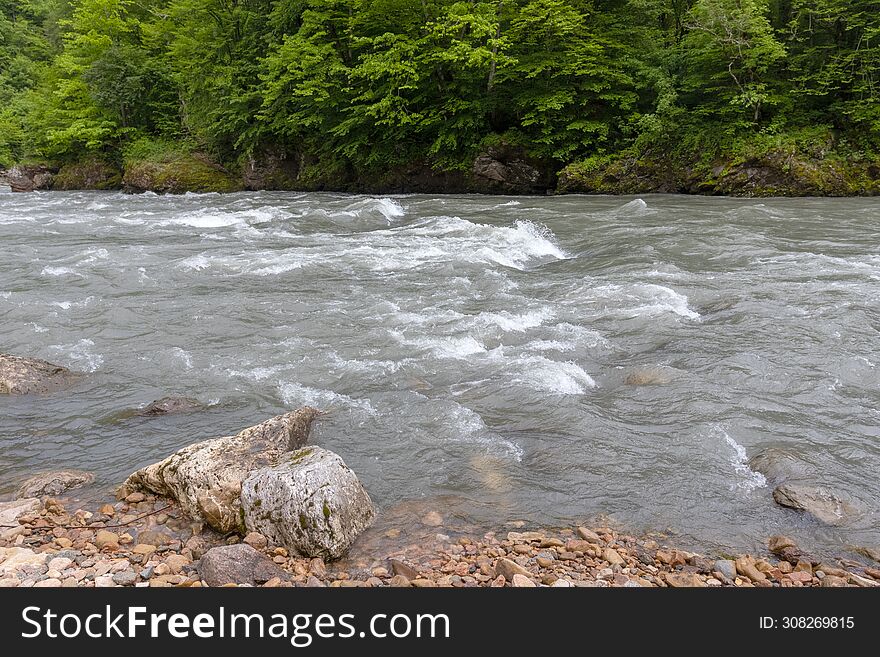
[1,0,878,177]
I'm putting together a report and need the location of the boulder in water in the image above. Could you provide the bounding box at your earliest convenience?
[0,353,78,394]
[136,396,205,416]
[121,407,322,533]
[16,470,94,499]
[241,447,376,559]
[623,366,676,386]
[748,448,813,486]
[772,483,858,525]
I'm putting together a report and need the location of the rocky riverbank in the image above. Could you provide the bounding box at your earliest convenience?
[3,352,878,588]
[3,139,878,196]
[1,494,878,588]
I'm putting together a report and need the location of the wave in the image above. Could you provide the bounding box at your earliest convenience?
[582,283,701,321]
[392,331,487,359]
[278,381,378,415]
[476,307,555,332]
[314,197,405,226]
[41,266,78,277]
[513,356,596,394]
[442,402,524,461]
[49,338,103,372]
[611,198,651,216]
[714,425,767,491]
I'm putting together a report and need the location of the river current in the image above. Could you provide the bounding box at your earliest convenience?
[1,191,878,557]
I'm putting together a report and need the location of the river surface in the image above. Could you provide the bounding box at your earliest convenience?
[1,191,878,557]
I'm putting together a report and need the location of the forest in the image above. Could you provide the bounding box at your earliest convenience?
[1,0,878,194]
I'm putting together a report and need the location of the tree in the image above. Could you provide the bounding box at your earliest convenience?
[681,0,786,125]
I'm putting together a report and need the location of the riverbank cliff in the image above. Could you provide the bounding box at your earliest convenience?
[3,139,878,197]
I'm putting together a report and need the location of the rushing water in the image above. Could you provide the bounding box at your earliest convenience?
[1,190,878,557]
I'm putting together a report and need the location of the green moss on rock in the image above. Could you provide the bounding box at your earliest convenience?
[123,152,243,194]
[53,158,122,190]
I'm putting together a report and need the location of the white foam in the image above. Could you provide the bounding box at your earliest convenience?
[41,266,78,277]
[49,339,103,372]
[50,301,72,310]
[717,426,767,491]
[250,257,304,276]
[550,323,612,350]
[227,364,288,382]
[278,381,378,415]
[179,255,212,271]
[170,212,246,229]
[327,351,404,375]
[318,197,406,225]
[371,198,405,222]
[394,332,487,359]
[172,347,193,369]
[77,247,109,264]
[587,283,701,321]
[522,339,577,352]
[391,216,567,270]
[444,403,523,461]
[515,357,596,394]
[477,307,555,332]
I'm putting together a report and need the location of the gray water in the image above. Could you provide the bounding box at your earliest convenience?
[1,191,878,558]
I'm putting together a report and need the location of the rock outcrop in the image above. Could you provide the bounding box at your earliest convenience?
[16,470,94,499]
[471,145,552,194]
[197,544,289,586]
[123,153,244,194]
[0,165,55,192]
[121,408,321,533]
[772,483,858,526]
[136,396,205,417]
[53,159,122,190]
[241,447,376,559]
[0,353,78,394]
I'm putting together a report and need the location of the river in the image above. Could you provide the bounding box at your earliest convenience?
[1,190,878,558]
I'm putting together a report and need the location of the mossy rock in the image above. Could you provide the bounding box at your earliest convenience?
[53,158,122,190]
[123,153,244,194]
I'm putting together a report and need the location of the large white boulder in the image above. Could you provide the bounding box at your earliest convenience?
[121,408,321,533]
[241,447,376,559]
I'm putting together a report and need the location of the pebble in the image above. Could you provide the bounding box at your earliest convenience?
[94,530,119,550]
[511,574,536,587]
[33,578,62,587]
[603,548,625,566]
[665,572,706,588]
[112,571,137,586]
[164,554,190,574]
[94,574,116,587]
[48,557,74,571]
[577,527,601,543]
[2,498,870,591]
[243,532,268,550]
[714,559,737,581]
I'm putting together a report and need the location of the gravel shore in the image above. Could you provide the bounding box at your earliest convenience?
[1,494,878,588]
